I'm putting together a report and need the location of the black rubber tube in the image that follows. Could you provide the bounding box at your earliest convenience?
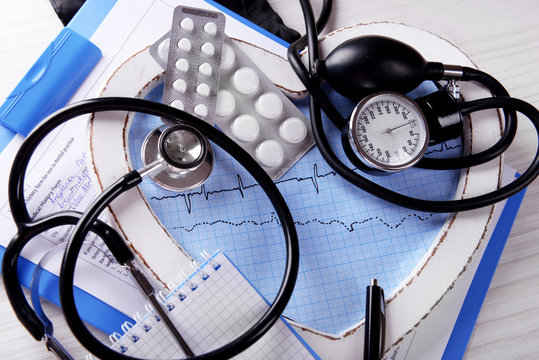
[4,97,299,360]
[1,212,130,341]
[417,67,518,169]
[49,98,299,360]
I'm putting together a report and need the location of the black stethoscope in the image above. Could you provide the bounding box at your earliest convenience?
[2,98,300,360]
[288,0,539,213]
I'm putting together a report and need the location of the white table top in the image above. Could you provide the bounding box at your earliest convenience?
[0,0,538,359]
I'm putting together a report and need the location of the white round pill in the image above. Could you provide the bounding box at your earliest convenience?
[194,104,208,117]
[171,100,184,110]
[199,62,212,76]
[215,90,236,117]
[201,42,215,56]
[196,83,210,97]
[231,115,260,142]
[180,18,194,32]
[178,38,191,52]
[233,67,259,95]
[255,92,283,119]
[157,38,170,61]
[220,43,235,70]
[175,58,189,72]
[173,79,186,93]
[279,117,308,144]
[256,140,284,167]
[204,22,217,35]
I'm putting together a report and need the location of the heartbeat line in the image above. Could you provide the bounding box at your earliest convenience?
[150,164,338,214]
[172,212,435,233]
[149,144,458,214]
[425,142,461,155]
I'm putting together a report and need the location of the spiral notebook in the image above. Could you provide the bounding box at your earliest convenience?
[108,251,320,359]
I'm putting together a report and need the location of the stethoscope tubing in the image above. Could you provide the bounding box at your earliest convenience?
[3,97,300,360]
[2,210,123,341]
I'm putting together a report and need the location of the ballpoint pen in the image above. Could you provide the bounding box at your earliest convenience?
[364,278,386,360]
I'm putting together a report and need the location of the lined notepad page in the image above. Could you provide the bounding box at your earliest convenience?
[110,252,319,359]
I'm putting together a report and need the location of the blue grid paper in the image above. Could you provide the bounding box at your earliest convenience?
[127,83,460,334]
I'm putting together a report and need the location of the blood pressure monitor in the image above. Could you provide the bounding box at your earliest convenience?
[348,92,429,171]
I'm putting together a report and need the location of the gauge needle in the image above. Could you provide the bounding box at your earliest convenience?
[385,120,415,133]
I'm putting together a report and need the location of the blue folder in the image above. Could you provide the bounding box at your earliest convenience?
[442,185,526,358]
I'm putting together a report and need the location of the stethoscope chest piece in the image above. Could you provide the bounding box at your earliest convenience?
[142,124,214,191]
[348,92,430,172]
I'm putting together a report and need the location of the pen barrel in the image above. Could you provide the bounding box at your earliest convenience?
[364,284,385,360]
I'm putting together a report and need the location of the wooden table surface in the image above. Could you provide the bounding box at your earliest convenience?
[0,0,538,358]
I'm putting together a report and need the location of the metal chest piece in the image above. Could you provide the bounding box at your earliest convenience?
[142,124,213,192]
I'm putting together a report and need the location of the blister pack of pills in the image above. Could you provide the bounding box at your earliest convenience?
[160,6,226,123]
[214,38,314,179]
[149,8,314,180]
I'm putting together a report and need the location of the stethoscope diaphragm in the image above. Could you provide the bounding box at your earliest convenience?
[141,124,214,192]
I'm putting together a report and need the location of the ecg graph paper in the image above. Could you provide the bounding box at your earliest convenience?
[128,82,461,334]
[110,252,318,359]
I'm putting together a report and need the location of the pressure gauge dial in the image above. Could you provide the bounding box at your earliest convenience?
[348,92,430,172]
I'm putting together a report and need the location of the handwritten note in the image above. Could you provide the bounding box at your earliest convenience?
[0,120,145,317]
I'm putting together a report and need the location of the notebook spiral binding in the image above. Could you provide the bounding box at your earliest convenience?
[107,250,222,353]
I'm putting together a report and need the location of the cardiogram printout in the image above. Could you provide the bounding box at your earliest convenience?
[128,82,462,335]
